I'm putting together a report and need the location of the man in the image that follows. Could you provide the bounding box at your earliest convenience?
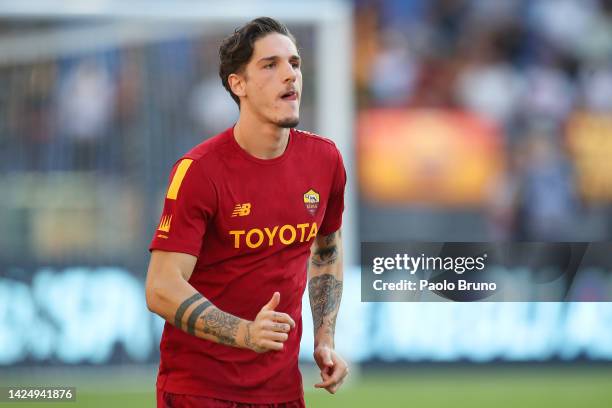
[146,17,348,408]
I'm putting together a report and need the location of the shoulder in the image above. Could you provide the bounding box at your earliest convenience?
[293,128,337,149]
[292,128,342,162]
[163,131,233,204]
[182,128,233,165]
[168,128,234,179]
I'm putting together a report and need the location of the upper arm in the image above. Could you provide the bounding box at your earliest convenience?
[311,147,346,270]
[149,158,217,257]
[310,229,342,272]
[318,147,346,236]
[312,229,341,252]
[146,250,198,291]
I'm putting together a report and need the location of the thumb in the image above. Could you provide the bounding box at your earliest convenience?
[261,291,280,311]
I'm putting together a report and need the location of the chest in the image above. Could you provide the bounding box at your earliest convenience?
[212,163,332,250]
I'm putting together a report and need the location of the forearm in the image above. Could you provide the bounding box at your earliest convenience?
[147,275,249,348]
[309,230,343,347]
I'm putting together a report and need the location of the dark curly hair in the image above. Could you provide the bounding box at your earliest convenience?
[219,17,296,106]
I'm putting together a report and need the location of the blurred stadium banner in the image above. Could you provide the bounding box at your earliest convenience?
[358,109,504,206]
[566,113,612,202]
[2,265,612,365]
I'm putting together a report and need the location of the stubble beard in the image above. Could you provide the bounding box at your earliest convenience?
[276,116,300,128]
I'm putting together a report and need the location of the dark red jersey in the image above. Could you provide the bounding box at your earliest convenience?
[149,127,346,403]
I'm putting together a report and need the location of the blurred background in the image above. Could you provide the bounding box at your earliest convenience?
[1,0,612,407]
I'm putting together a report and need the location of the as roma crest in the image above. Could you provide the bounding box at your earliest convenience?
[303,189,320,215]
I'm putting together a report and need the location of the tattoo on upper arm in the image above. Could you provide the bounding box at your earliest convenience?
[311,246,338,267]
[187,300,212,335]
[309,274,343,336]
[325,231,338,246]
[311,232,339,267]
[199,308,240,346]
[174,293,203,329]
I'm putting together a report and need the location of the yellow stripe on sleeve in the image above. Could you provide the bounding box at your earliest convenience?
[166,159,193,200]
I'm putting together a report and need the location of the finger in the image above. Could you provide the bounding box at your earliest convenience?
[273,312,296,328]
[259,339,284,351]
[314,372,334,388]
[318,362,346,388]
[328,379,344,394]
[315,378,335,389]
[322,367,332,379]
[264,331,289,343]
[261,292,280,312]
[320,373,344,394]
[314,368,331,386]
[327,366,346,385]
[263,311,295,328]
[264,321,291,333]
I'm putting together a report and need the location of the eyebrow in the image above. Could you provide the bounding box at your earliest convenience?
[257,55,301,64]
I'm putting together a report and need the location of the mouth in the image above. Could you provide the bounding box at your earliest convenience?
[280,90,298,101]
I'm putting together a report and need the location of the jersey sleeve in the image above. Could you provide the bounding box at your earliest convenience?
[149,158,217,257]
[319,147,347,236]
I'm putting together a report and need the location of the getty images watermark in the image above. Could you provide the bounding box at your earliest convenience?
[361,242,612,302]
[372,252,492,292]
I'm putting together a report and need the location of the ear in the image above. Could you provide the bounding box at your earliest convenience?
[228,73,246,99]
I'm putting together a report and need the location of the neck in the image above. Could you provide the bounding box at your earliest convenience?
[233,111,290,160]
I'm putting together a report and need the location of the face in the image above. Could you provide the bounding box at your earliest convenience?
[230,33,302,128]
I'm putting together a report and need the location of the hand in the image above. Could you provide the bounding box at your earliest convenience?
[244,292,296,353]
[313,344,349,394]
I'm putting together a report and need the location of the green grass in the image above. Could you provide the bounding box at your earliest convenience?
[305,367,612,408]
[0,392,154,408]
[2,366,611,408]
[74,391,155,407]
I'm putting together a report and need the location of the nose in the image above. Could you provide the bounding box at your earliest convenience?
[282,61,297,83]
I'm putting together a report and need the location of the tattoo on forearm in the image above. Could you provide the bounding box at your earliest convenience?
[174,293,203,329]
[309,273,343,337]
[174,294,240,346]
[199,307,240,346]
[187,300,212,335]
[311,232,339,267]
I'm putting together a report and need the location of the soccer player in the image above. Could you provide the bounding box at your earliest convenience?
[145,17,348,407]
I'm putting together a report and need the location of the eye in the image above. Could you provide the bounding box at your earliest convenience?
[264,62,275,69]
[291,62,301,69]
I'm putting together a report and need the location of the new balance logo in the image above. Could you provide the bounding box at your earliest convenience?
[158,215,172,232]
[232,203,251,217]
